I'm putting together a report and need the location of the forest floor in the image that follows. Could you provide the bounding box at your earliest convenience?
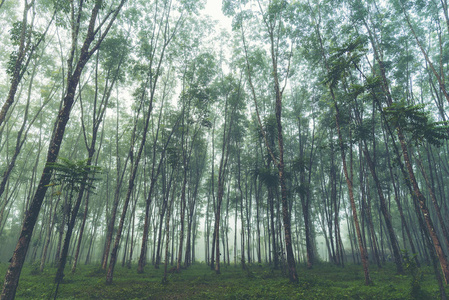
[0,261,446,299]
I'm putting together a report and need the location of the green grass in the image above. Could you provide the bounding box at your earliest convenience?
[0,262,446,299]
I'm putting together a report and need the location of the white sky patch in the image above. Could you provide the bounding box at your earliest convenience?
[202,0,233,33]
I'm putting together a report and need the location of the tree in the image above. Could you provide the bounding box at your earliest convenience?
[106,0,201,283]
[72,31,130,274]
[212,73,243,274]
[1,1,126,298]
[227,0,299,282]
[307,1,372,283]
[46,158,100,296]
[0,0,52,127]
[354,0,449,283]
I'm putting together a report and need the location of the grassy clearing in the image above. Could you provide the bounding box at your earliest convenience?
[0,262,446,299]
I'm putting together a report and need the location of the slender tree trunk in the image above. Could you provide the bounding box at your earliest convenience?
[163,181,176,283]
[398,130,449,283]
[361,11,449,283]
[40,192,58,272]
[255,177,262,264]
[185,205,193,267]
[268,185,278,269]
[106,93,156,283]
[137,179,157,273]
[138,92,176,273]
[214,184,223,274]
[236,146,246,269]
[364,182,382,269]
[360,142,403,273]
[335,102,371,285]
[71,192,90,273]
[1,1,125,296]
[155,196,167,269]
[176,166,188,272]
[383,126,421,267]
[106,163,139,284]
[415,152,449,252]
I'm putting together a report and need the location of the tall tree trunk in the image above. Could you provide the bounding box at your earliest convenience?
[213,91,235,274]
[106,158,141,284]
[162,181,176,283]
[360,142,403,273]
[236,145,246,269]
[298,116,316,269]
[155,194,168,269]
[255,177,262,264]
[1,2,125,297]
[176,166,188,271]
[40,191,59,272]
[138,90,176,273]
[398,130,449,283]
[55,43,123,282]
[71,192,90,273]
[268,185,278,269]
[414,152,449,252]
[364,181,382,269]
[335,103,371,285]
[360,11,449,283]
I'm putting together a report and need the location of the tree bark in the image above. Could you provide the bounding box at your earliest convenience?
[335,103,371,285]
[0,0,126,295]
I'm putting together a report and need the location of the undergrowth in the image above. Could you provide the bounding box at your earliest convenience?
[0,262,446,299]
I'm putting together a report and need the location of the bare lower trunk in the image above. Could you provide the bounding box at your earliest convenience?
[72,193,89,273]
[397,130,449,284]
[361,142,403,273]
[268,186,278,269]
[137,181,156,273]
[335,103,371,285]
[106,178,135,284]
[176,169,187,272]
[214,198,222,274]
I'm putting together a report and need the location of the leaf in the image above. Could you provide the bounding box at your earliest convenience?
[384,102,449,147]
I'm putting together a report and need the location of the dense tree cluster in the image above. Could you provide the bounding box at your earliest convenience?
[0,0,448,298]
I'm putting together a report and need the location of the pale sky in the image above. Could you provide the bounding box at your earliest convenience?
[203,0,233,32]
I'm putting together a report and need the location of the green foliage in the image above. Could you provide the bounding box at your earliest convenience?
[7,21,44,78]
[222,0,249,17]
[325,37,367,89]
[401,250,430,299]
[9,21,25,46]
[99,34,130,81]
[252,167,278,188]
[384,102,449,147]
[231,9,255,31]
[51,0,70,13]
[178,0,205,14]
[4,262,446,299]
[352,118,374,142]
[29,262,41,276]
[46,157,101,194]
